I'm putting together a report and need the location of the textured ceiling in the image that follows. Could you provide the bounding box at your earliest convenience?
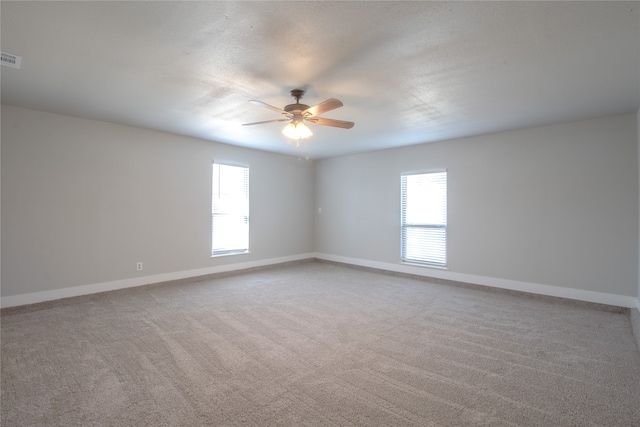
[1,1,639,159]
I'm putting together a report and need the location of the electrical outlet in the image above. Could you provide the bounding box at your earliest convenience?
[136,262,143,271]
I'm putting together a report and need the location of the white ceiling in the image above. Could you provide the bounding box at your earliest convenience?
[1,1,639,159]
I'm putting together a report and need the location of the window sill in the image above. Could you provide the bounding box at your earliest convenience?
[211,250,250,259]
[400,261,449,271]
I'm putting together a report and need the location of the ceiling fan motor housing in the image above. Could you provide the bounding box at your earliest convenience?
[284,103,310,114]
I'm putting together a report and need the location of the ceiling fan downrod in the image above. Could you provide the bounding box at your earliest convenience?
[290,89,305,104]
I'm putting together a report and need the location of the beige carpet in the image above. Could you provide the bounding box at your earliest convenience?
[2,261,640,426]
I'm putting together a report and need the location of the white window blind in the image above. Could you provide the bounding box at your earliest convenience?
[212,163,249,256]
[401,171,447,267]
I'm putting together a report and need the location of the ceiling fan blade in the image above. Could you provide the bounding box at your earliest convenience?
[249,100,291,116]
[307,117,355,129]
[303,98,343,117]
[242,118,290,126]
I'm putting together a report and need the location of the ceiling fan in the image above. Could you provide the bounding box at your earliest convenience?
[242,89,354,143]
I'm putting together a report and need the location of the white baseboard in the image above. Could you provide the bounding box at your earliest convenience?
[3,253,637,310]
[0,253,315,308]
[313,253,638,308]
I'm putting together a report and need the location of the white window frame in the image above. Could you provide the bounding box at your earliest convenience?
[211,162,249,257]
[401,170,447,268]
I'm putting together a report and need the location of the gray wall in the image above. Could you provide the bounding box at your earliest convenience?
[1,105,315,297]
[315,114,639,297]
[2,106,639,303]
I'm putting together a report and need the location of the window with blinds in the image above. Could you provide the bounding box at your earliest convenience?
[401,171,447,267]
[211,163,249,256]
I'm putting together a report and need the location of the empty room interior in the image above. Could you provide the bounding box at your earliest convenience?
[2,2,640,426]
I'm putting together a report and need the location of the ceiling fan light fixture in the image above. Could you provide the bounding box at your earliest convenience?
[296,122,313,138]
[282,121,313,140]
[245,89,353,143]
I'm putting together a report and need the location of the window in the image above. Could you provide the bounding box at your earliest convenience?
[401,171,447,267]
[211,163,249,256]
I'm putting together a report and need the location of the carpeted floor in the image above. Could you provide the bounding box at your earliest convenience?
[2,261,640,426]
